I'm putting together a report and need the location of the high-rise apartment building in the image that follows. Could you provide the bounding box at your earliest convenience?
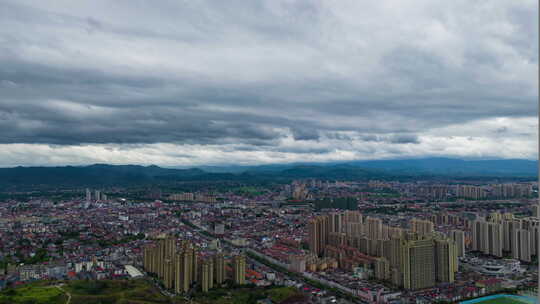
[163,259,174,289]
[386,237,402,269]
[503,220,517,252]
[200,259,213,292]
[388,226,404,239]
[343,210,363,224]
[346,222,364,237]
[457,185,486,200]
[85,188,91,202]
[143,239,227,294]
[487,212,502,223]
[213,253,225,285]
[487,222,503,257]
[410,218,434,237]
[401,239,436,290]
[169,192,195,201]
[530,226,539,257]
[434,239,457,283]
[399,236,458,290]
[374,257,390,281]
[142,238,177,280]
[344,210,363,237]
[175,249,192,293]
[233,254,246,285]
[329,212,343,234]
[308,216,328,256]
[472,220,503,257]
[491,183,533,199]
[512,229,531,262]
[450,230,465,257]
[367,217,384,240]
[191,246,198,284]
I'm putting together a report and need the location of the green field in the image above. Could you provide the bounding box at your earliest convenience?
[0,280,302,304]
[0,279,184,304]
[0,281,67,304]
[189,285,302,304]
[66,279,181,304]
[267,287,299,303]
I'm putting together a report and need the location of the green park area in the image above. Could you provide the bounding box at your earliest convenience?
[267,287,302,303]
[0,280,302,304]
[0,281,67,304]
[191,285,302,304]
[0,279,179,304]
[65,279,174,304]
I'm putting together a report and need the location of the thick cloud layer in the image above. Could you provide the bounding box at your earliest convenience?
[0,0,537,166]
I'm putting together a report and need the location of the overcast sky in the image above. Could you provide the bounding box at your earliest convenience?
[0,0,538,167]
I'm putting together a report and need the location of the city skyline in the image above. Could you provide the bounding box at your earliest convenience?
[0,0,537,167]
[1,178,537,303]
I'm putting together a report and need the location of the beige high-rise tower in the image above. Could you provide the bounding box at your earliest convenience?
[473,220,504,257]
[213,253,225,285]
[374,257,390,280]
[472,220,485,252]
[191,247,199,283]
[367,217,383,240]
[512,229,532,262]
[143,238,177,280]
[200,259,214,292]
[174,249,193,293]
[143,239,213,294]
[163,259,174,289]
[329,212,344,234]
[143,247,152,273]
[410,218,434,237]
[233,254,246,285]
[388,236,403,269]
[401,239,435,290]
[343,210,362,224]
[487,222,503,257]
[435,239,457,283]
[450,230,465,257]
[308,216,328,256]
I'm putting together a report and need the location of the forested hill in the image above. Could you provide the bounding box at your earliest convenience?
[0,158,536,189]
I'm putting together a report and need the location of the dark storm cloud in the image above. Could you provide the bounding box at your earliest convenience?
[291,128,320,141]
[358,135,379,142]
[0,0,537,163]
[388,134,420,144]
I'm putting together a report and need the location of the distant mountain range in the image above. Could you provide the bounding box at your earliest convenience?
[0,158,536,189]
[199,158,538,176]
[340,158,538,176]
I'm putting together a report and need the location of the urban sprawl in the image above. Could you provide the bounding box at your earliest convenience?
[0,180,537,303]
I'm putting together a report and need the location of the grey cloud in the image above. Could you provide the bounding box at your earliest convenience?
[358,135,380,142]
[494,127,508,134]
[351,134,420,144]
[326,133,354,141]
[291,128,319,141]
[388,134,420,144]
[0,0,536,163]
